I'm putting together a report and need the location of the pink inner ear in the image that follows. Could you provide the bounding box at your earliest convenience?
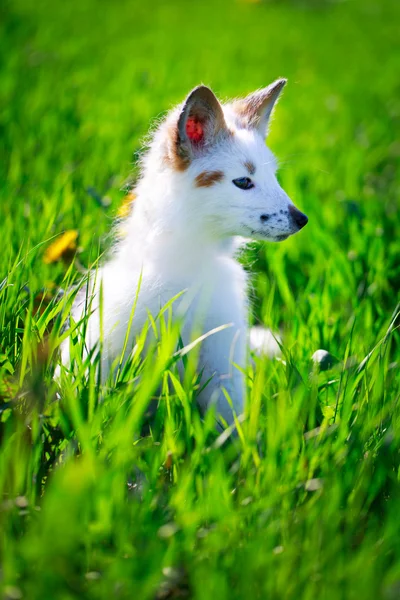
[186,117,204,143]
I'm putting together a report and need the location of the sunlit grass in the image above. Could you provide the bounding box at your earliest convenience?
[0,0,399,598]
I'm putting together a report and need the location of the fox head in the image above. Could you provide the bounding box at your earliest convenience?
[140,80,307,244]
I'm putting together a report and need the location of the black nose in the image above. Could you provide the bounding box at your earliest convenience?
[289,205,308,229]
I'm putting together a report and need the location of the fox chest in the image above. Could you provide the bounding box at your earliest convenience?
[157,265,248,366]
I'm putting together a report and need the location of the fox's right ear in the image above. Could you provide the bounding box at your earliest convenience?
[231,78,287,138]
[170,86,228,169]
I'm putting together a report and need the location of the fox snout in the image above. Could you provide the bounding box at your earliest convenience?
[255,201,308,242]
[288,204,308,230]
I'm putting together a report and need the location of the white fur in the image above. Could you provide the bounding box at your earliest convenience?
[59,82,307,428]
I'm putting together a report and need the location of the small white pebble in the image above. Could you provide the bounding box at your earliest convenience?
[311,349,337,371]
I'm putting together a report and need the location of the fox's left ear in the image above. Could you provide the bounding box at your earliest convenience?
[232,78,287,138]
[173,85,228,166]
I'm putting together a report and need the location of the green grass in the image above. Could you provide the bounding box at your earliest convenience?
[1,0,400,598]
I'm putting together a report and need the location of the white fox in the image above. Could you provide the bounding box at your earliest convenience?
[59,79,308,428]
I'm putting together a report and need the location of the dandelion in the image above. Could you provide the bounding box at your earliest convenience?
[43,230,78,264]
[117,191,137,219]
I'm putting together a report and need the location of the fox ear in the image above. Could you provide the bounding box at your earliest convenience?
[175,85,228,164]
[232,78,287,138]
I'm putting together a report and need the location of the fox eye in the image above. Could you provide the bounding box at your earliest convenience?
[232,177,254,190]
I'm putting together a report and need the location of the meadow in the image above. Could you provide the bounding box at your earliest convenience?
[0,0,399,598]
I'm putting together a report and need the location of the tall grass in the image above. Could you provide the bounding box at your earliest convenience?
[0,0,399,598]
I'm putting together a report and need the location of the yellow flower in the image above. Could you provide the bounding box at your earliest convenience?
[117,191,137,219]
[43,230,78,264]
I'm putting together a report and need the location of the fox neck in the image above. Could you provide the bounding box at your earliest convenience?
[120,174,236,279]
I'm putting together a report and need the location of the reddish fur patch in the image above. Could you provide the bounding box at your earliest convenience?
[244,160,256,175]
[163,120,190,172]
[186,117,204,142]
[195,170,224,188]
